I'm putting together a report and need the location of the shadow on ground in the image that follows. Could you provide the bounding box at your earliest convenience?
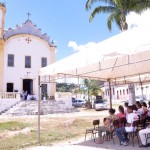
[73,136,150,150]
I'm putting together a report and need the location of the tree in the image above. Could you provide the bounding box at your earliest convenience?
[56,83,82,96]
[83,79,101,101]
[85,0,150,104]
[86,0,150,31]
[83,79,90,101]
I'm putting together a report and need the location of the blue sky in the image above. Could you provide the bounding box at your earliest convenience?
[2,0,120,61]
[3,0,149,61]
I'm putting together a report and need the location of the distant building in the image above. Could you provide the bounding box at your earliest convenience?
[104,82,150,101]
[0,3,56,99]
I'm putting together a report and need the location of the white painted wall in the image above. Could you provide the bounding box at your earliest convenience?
[3,35,51,98]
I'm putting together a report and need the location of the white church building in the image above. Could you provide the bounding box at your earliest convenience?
[0,3,56,99]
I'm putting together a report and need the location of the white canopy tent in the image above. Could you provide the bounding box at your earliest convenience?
[39,27,150,83]
[37,27,150,144]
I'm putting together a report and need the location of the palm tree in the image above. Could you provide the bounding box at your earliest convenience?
[86,0,150,104]
[83,79,90,101]
[86,0,150,31]
[83,79,101,101]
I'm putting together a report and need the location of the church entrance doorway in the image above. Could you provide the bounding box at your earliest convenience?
[23,79,33,95]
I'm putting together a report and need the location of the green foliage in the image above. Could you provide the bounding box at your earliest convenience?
[56,83,82,95]
[83,79,101,101]
[85,0,150,31]
[56,83,74,92]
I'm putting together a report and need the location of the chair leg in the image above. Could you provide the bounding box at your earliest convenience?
[112,136,115,144]
[137,133,140,145]
[93,133,96,142]
[91,132,93,139]
[85,131,87,141]
[131,133,135,147]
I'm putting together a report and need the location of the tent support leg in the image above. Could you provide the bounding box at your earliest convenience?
[108,79,112,109]
[38,75,41,145]
[139,74,144,100]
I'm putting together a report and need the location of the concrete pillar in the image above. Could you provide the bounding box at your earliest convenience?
[0,39,4,92]
[49,45,56,97]
[0,4,6,92]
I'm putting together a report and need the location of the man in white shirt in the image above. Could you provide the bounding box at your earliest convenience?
[139,125,150,147]
[137,103,144,116]
[116,106,138,146]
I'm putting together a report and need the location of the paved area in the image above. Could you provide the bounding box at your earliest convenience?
[26,136,150,150]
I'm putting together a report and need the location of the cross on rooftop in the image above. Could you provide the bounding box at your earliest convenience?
[26,12,31,20]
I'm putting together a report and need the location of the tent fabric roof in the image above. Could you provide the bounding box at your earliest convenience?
[39,27,150,83]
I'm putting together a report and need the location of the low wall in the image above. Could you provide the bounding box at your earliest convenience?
[0,92,21,100]
[55,92,72,108]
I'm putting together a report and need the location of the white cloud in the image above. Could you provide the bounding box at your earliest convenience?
[68,41,78,52]
[68,9,150,53]
[68,41,97,52]
[127,9,150,29]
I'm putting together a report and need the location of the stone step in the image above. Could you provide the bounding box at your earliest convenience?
[2,100,76,116]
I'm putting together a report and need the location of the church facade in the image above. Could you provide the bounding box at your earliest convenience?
[0,3,56,99]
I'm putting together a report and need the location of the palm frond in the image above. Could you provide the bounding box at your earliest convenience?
[86,0,115,10]
[89,6,114,21]
[107,13,115,31]
[114,13,124,31]
[86,0,150,32]
[129,1,150,14]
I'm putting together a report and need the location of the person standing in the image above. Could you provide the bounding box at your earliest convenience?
[25,91,28,100]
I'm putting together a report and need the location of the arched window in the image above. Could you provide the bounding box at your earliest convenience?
[120,90,122,95]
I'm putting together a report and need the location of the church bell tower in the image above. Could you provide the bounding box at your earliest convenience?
[0,3,6,92]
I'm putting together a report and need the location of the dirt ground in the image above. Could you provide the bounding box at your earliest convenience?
[1,107,149,150]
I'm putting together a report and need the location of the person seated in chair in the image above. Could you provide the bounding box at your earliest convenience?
[115,106,138,146]
[137,103,144,116]
[139,124,150,147]
[142,102,148,114]
[117,105,126,119]
[96,108,118,144]
[147,101,150,121]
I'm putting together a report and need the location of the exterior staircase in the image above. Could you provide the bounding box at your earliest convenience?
[1,100,76,116]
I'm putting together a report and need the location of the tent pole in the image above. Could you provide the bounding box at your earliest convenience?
[38,75,41,145]
[108,79,112,108]
[139,74,144,100]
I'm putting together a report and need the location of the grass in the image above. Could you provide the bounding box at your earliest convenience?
[0,117,96,150]
[0,121,30,131]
